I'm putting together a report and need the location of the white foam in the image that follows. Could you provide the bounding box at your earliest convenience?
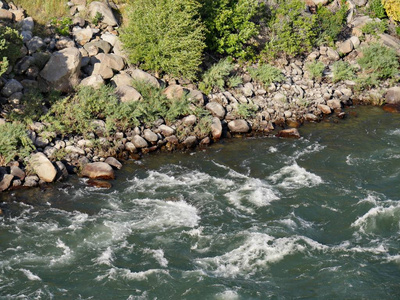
[134,199,200,230]
[292,143,325,161]
[50,239,72,265]
[196,233,325,278]
[388,129,400,136]
[269,163,323,189]
[145,249,168,267]
[96,267,169,281]
[95,247,114,266]
[351,203,400,233]
[269,146,278,153]
[20,269,41,281]
[215,290,240,300]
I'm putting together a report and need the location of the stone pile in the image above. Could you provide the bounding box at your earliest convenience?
[0,0,399,192]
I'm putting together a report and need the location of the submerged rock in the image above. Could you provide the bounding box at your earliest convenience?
[277,128,301,139]
[87,179,112,189]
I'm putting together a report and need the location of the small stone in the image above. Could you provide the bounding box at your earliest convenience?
[182,115,197,126]
[0,174,14,192]
[182,136,197,148]
[327,99,342,110]
[338,39,354,54]
[125,142,137,152]
[66,145,85,155]
[10,166,25,180]
[206,102,226,119]
[159,125,175,137]
[143,129,158,143]
[327,48,340,61]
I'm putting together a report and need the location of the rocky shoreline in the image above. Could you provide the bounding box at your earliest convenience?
[0,0,400,192]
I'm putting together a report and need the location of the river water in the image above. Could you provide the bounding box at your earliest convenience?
[1,106,400,299]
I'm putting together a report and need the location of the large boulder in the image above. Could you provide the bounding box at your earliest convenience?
[94,53,124,71]
[385,87,400,105]
[88,1,118,26]
[0,174,13,192]
[211,117,222,139]
[228,120,250,133]
[130,69,160,88]
[30,152,57,183]
[206,102,226,119]
[81,162,115,180]
[80,74,105,89]
[39,47,81,92]
[1,79,23,97]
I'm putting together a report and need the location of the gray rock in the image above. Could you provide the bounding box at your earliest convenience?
[54,161,68,181]
[27,36,45,54]
[228,120,250,133]
[92,62,114,79]
[10,166,25,181]
[349,36,361,49]
[327,48,340,61]
[338,39,354,54]
[23,175,39,187]
[84,40,112,54]
[211,117,222,139]
[81,162,115,179]
[182,136,197,148]
[385,87,400,105]
[163,85,188,100]
[30,152,57,183]
[43,146,57,158]
[101,32,118,47]
[327,99,342,109]
[73,27,93,46]
[1,79,23,97]
[183,115,197,126]
[143,129,158,143]
[242,82,254,97]
[116,85,142,102]
[159,124,175,137]
[273,93,287,103]
[130,69,160,88]
[0,174,14,192]
[111,72,133,88]
[125,142,137,152]
[105,157,122,170]
[354,0,368,6]
[66,145,85,155]
[80,74,105,89]
[311,0,329,5]
[55,37,75,50]
[20,17,34,31]
[21,30,32,42]
[206,102,226,119]
[88,1,118,26]
[39,47,81,93]
[34,136,49,148]
[132,135,148,148]
[378,34,400,54]
[94,53,124,71]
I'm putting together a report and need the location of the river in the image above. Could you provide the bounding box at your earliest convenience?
[1,106,399,299]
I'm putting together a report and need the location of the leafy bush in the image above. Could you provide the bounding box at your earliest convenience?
[92,12,103,26]
[264,0,318,58]
[248,64,285,87]
[396,26,400,37]
[316,0,348,45]
[199,59,237,94]
[0,122,34,165]
[332,61,356,83]
[382,0,400,21]
[200,0,262,59]
[236,103,258,119]
[50,17,72,36]
[305,60,325,80]
[368,0,387,19]
[120,0,205,80]
[358,43,399,82]
[361,20,388,35]
[0,26,23,76]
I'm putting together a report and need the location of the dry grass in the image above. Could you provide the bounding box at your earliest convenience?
[12,0,70,25]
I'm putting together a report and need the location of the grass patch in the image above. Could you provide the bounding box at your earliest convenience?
[332,61,357,83]
[199,59,239,94]
[305,60,325,80]
[248,64,285,87]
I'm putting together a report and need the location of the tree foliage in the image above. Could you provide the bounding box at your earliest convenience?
[0,26,23,76]
[120,0,205,80]
[200,0,262,59]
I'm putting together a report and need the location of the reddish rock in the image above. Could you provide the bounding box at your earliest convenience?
[382,104,400,113]
[81,162,115,180]
[277,128,301,139]
[87,179,112,189]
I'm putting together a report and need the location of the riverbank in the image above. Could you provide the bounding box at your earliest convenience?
[0,0,400,192]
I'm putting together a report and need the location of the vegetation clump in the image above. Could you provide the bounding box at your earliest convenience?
[120,0,205,80]
[248,64,285,87]
[368,0,387,19]
[0,122,34,166]
[382,0,400,21]
[199,59,241,94]
[305,60,325,80]
[0,26,23,76]
[201,0,263,59]
[332,61,356,83]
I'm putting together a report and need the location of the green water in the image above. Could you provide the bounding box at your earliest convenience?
[1,107,400,299]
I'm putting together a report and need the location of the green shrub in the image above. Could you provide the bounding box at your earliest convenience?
[92,12,103,26]
[382,0,400,21]
[50,17,72,36]
[199,58,237,94]
[264,0,318,58]
[358,43,399,82]
[305,60,325,80]
[332,61,356,83]
[227,75,243,88]
[316,0,348,45]
[0,122,34,165]
[367,0,386,19]
[200,0,263,59]
[0,26,23,76]
[361,20,388,35]
[248,64,285,87]
[236,102,258,119]
[120,0,205,80]
[396,26,400,37]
